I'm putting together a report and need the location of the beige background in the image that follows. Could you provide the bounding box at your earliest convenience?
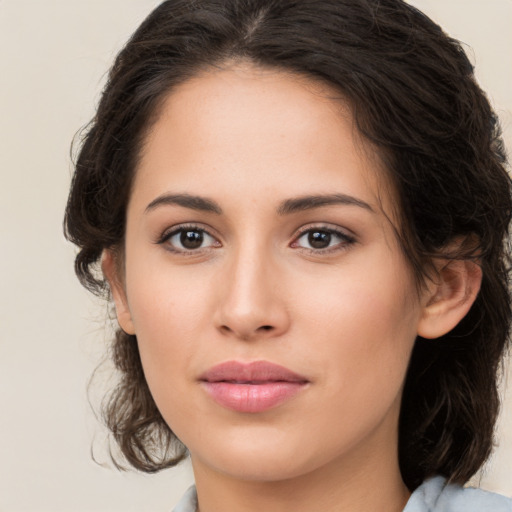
[0,1,510,511]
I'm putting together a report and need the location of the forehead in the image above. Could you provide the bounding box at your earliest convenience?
[134,63,395,218]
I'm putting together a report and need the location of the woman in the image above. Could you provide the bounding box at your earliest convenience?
[64,1,512,510]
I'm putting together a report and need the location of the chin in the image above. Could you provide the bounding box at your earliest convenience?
[188,427,331,482]
[204,451,315,482]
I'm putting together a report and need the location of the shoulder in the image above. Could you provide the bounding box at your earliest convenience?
[172,485,198,512]
[404,476,512,512]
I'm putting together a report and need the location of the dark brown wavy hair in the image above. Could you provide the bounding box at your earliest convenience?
[64,0,512,490]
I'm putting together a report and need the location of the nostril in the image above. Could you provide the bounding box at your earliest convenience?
[218,324,275,339]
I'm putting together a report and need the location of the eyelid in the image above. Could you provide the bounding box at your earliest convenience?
[290,223,356,253]
[154,222,355,255]
[156,223,222,253]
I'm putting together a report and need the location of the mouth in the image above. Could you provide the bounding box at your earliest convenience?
[199,360,309,413]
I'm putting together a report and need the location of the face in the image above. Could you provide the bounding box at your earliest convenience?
[109,64,432,482]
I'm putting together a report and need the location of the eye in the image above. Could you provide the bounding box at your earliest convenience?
[292,227,355,252]
[159,225,220,253]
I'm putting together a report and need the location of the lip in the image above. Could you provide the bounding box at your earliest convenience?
[199,360,309,413]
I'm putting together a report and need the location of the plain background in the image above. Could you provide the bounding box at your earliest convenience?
[0,1,511,511]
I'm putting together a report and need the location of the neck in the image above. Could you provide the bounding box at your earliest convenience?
[190,417,410,512]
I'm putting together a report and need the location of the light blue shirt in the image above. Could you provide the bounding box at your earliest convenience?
[172,476,512,511]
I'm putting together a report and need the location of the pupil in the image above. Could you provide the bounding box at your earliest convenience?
[308,231,331,249]
[180,230,203,249]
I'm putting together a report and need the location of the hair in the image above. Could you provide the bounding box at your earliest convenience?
[64,0,511,490]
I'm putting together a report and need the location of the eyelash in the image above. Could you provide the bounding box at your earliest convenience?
[156,223,220,255]
[291,225,356,254]
[156,223,356,255]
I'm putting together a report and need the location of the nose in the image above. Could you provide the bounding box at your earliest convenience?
[214,248,291,341]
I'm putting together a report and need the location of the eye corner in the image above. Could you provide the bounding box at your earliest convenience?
[291,224,357,255]
[156,223,222,254]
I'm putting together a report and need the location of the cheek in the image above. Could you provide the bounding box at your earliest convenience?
[298,254,417,343]
[286,269,418,463]
[294,256,419,402]
[124,263,214,394]
[126,243,212,331]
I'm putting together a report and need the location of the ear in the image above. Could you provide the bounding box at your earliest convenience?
[101,249,136,335]
[417,258,482,339]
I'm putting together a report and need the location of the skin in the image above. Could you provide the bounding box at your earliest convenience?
[104,64,481,512]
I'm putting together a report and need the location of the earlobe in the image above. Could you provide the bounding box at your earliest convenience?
[417,258,482,339]
[101,250,136,335]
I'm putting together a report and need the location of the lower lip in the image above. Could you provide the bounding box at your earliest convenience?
[201,381,307,413]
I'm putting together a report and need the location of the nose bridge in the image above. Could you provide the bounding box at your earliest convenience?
[216,239,289,340]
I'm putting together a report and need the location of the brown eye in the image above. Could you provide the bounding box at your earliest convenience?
[308,230,332,249]
[294,227,355,252]
[162,227,219,252]
[180,230,204,249]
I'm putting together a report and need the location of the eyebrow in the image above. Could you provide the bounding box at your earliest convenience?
[145,193,223,214]
[145,192,373,215]
[277,193,374,215]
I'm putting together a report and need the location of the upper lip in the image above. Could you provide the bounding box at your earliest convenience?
[199,360,309,383]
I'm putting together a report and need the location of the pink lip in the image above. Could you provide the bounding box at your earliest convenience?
[199,360,309,413]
